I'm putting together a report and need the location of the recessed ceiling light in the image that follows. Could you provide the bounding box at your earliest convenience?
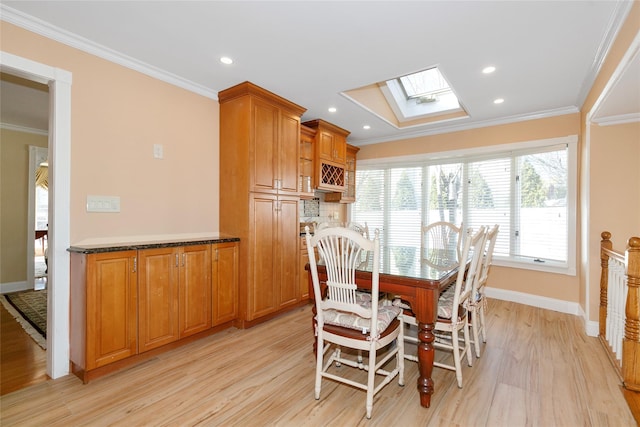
[363,125,371,130]
[494,98,504,104]
[220,57,233,65]
[482,66,496,74]
[328,107,337,113]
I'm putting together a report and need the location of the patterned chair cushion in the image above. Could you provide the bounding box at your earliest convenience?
[436,286,456,319]
[391,286,458,320]
[322,302,401,335]
[354,291,372,306]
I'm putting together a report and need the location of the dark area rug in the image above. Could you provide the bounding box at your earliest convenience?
[2,289,47,347]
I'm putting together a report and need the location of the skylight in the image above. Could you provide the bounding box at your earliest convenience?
[340,66,468,129]
[398,67,451,101]
[382,67,462,122]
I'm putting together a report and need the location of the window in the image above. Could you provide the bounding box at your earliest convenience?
[351,136,577,275]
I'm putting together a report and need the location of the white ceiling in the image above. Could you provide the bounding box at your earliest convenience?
[1,1,639,145]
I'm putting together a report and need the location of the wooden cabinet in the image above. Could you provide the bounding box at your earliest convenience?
[212,241,239,326]
[69,238,238,382]
[247,193,300,320]
[138,247,179,352]
[179,245,212,337]
[251,97,301,195]
[299,124,316,199]
[311,119,347,164]
[302,119,351,192]
[325,144,360,203]
[138,244,211,353]
[220,81,307,327]
[70,251,138,372]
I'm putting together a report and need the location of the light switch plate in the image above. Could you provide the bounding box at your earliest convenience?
[153,144,163,159]
[87,195,120,212]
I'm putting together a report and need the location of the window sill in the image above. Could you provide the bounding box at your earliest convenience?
[493,257,576,276]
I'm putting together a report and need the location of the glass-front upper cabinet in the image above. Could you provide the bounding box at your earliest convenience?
[299,124,316,199]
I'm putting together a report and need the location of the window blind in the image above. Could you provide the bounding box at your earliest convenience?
[351,139,573,273]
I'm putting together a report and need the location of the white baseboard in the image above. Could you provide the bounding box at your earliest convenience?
[485,287,580,315]
[580,306,600,338]
[485,287,600,337]
[0,281,30,294]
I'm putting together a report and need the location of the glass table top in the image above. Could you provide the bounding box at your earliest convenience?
[317,245,461,282]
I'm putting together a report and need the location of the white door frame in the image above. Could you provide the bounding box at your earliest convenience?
[1,51,72,379]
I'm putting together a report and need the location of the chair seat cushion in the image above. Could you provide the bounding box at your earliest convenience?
[322,304,402,335]
[436,286,456,319]
[391,286,458,320]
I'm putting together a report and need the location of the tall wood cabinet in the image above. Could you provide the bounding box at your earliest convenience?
[219,81,307,327]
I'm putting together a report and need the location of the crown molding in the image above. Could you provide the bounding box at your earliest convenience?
[0,122,48,135]
[1,5,218,100]
[592,112,640,126]
[352,106,579,147]
[574,0,635,109]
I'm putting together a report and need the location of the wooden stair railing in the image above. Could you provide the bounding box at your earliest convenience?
[600,231,640,391]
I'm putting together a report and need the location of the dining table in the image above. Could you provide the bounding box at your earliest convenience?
[306,245,465,408]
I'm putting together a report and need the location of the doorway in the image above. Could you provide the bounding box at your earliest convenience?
[1,51,72,380]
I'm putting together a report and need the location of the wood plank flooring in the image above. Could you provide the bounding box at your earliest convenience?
[1,299,636,426]
[0,303,48,395]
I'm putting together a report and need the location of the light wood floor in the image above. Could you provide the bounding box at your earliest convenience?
[0,299,636,426]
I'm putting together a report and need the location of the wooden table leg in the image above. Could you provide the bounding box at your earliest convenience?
[417,320,435,407]
[415,288,437,407]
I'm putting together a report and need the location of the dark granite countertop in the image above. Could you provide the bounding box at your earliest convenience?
[68,234,240,254]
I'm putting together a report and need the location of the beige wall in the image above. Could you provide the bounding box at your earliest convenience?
[359,113,582,303]
[358,114,580,161]
[0,129,48,283]
[581,2,640,322]
[587,122,640,319]
[1,22,220,245]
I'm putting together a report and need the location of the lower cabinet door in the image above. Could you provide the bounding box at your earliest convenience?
[179,244,212,337]
[85,251,138,369]
[138,247,180,353]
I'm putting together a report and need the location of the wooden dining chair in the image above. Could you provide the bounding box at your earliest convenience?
[305,226,404,419]
[347,221,370,240]
[469,224,499,357]
[422,221,464,269]
[396,226,486,388]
